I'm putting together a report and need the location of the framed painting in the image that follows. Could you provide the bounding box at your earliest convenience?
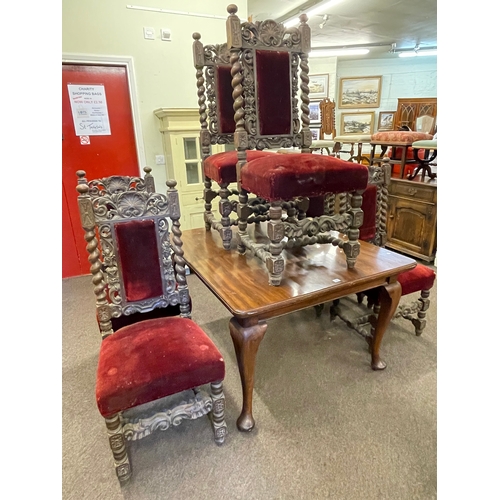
[309,74,329,99]
[309,101,321,124]
[310,127,320,141]
[340,112,375,135]
[377,111,395,131]
[338,76,382,108]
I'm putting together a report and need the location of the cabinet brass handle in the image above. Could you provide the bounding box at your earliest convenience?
[406,188,418,196]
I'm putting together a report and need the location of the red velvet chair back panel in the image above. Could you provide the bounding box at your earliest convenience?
[359,184,377,242]
[216,65,235,134]
[306,196,326,218]
[255,50,292,136]
[115,220,163,303]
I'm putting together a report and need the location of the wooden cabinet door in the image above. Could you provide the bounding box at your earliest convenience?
[387,196,436,259]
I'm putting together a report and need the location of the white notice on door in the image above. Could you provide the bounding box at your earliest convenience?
[67,84,111,136]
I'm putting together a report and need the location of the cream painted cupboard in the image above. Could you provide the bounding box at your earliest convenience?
[155,108,234,230]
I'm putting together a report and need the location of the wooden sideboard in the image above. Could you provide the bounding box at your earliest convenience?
[394,97,437,134]
[386,177,437,262]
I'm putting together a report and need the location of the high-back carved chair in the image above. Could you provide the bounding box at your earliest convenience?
[309,97,337,155]
[225,4,368,285]
[76,170,227,484]
[192,35,275,250]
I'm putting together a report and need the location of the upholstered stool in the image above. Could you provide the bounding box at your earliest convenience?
[369,131,433,178]
[332,134,372,163]
[409,140,437,181]
[310,139,337,155]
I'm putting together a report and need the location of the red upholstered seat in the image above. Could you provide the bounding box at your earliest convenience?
[371,131,433,144]
[241,154,368,202]
[96,317,225,418]
[204,150,276,185]
[398,264,436,296]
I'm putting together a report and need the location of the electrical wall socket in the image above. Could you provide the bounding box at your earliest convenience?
[161,29,172,41]
[155,155,165,165]
[143,27,155,40]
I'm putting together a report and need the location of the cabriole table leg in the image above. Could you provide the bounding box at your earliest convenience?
[370,280,402,370]
[229,317,268,431]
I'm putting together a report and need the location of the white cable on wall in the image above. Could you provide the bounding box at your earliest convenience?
[126,5,226,20]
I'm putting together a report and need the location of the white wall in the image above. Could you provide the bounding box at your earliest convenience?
[336,56,437,139]
[62,0,247,188]
[309,56,338,101]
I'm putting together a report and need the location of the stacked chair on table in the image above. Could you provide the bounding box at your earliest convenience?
[75,169,227,485]
[212,4,368,286]
[323,157,436,338]
[192,34,275,250]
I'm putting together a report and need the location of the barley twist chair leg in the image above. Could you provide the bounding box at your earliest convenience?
[210,381,228,445]
[105,414,131,484]
[412,289,431,336]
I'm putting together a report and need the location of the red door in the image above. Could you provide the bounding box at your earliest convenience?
[62,63,140,278]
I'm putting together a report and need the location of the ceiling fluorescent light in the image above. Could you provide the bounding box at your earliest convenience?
[399,49,437,58]
[310,48,370,57]
[284,0,345,28]
[306,0,344,18]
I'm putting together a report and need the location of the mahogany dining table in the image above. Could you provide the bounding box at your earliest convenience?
[181,226,416,431]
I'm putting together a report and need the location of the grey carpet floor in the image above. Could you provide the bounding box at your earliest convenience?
[62,263,437,500]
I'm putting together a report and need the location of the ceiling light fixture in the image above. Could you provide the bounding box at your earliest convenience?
[310,48,370,57]
[319,14,329,29]
[284,0,345,28]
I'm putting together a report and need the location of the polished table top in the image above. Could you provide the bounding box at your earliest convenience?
[181,225,417,431]
[181,226,416,320]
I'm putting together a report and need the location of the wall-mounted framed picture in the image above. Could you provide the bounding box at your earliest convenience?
[309,74,329,99]
[338,76,382,108]
[340,111,375,135]
[377,111,395,131]
[309,101,321,124]
[310,127,320,141]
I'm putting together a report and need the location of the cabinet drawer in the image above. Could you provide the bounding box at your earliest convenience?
[389,181,437,203]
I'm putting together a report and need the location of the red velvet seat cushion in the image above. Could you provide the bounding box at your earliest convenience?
[398,264,436,296]
[241,154,368,202]
[96,317,225,418]
[203,150,276,185]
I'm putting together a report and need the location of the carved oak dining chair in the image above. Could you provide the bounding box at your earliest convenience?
[326,158,436,338]
[75,170,227,484]
[309,97,337,155]
[224,4,368,285]
[192,34,275,250]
